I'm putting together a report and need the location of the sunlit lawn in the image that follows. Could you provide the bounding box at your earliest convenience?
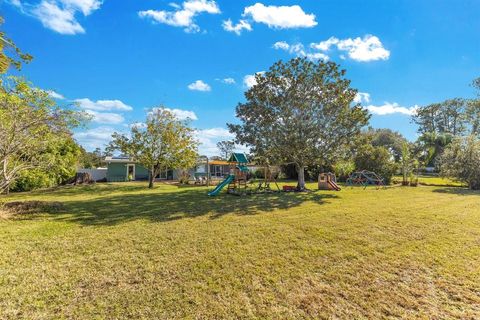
[1,180,479,319]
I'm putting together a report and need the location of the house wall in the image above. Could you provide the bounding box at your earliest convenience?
[134,164,149,180]
[106,163,150,182]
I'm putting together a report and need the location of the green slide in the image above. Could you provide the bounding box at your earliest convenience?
[208,175,234,196]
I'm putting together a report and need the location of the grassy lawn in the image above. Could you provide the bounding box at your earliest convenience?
[1,181,479,319]
[393,174,466,187]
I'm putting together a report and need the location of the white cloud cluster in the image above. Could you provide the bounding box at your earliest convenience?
[221,77,236,84]
[188,80,211,92]
[311,35,390,62]
[47,90,65,99]
[244,3,317,29]
[195,127,235,156]
[272,41,329,61]
[148,107,198,121]
[366,102,417,116]
[74,98,133,124]
[354,92,371,104]
[274,34,390,62]
[85,110,125,124]
[74,126,117,150]
[224,3,316,35]
[12,0,102,34]
[222,19,252,35]
[165,108,198,120]
[243,71,264,88]
[75,98,133,111]
[138,0,220,33]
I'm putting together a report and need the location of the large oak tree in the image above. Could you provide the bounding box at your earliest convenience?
[228,58,370,190]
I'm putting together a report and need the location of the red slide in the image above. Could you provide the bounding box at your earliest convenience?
[328,180,341,191]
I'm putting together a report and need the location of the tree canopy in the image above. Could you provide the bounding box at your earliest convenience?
[228,57,370,189]
[109,107,198,188]
[0,16,32,74]
[440,135,480,190]
[0,77,85,193]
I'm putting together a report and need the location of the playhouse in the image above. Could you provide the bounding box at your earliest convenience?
[318,172,341,191]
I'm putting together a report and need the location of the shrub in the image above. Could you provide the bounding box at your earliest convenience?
[10,170,55,192]
[439,135,480,190]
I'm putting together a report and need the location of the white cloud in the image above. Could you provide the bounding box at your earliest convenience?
[273,41,329,61]
[74,126,116,150]
[15,0,102,35]
[85,110,125,124]
[273,41,290,50]
[243,71,264,88]
[195,127,234,156]
[138,0,220,33]
[32,1,85,34]
[149,107,198,120]
[366,102,417,116]
[165,108,198,120]
[222,19,252,35]
[311,35,390,62]
[75,98,133,111]
[242,3,317,29]
[354,92,371,104]
[47,90,65,99]
[221,77,235,84]
[187,80,211,92]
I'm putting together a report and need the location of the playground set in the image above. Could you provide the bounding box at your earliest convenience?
[207,153,385,195]
[346,170,386,189]
[207,153,282,196]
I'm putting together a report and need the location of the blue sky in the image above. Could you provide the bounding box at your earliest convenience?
[3,0,480,155]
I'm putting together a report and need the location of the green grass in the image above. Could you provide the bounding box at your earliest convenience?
[1,181,480,319]
[393,174,466,187]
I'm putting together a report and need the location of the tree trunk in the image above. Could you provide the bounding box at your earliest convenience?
[296,164,306,191]
[148,169,155,189]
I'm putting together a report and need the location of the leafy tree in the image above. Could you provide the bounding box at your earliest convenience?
[333,160,355,181]
[10,137,81,192]
[79,147,110,169]
[367,128,408,162]
[413,98,467,136]
[439,135,480,190]
[353,144,397,184]
[0,77,84,194]
[0,16,32,74]
[109,107,198,188]
[216,140,235,159]
[228,57,370,190]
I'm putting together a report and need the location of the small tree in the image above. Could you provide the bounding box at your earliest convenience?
[439,135,480,190]
[228,58,370,190]
[216,140,235,159]
[109,107,198,188]
[400,142,413,185]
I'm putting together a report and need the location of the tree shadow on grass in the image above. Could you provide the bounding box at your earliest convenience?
[53,188,338,226]
[432,187,480,196]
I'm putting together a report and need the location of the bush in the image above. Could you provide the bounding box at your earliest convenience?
[10,170,55,192]
[333,160,355,182]
[439,135,480,190]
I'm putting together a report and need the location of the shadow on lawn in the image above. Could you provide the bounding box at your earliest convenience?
[432,187,480,196]
[55,188,338,226]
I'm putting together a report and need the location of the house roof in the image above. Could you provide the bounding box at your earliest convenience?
[228,153,248,164]
[104,156,135,163]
